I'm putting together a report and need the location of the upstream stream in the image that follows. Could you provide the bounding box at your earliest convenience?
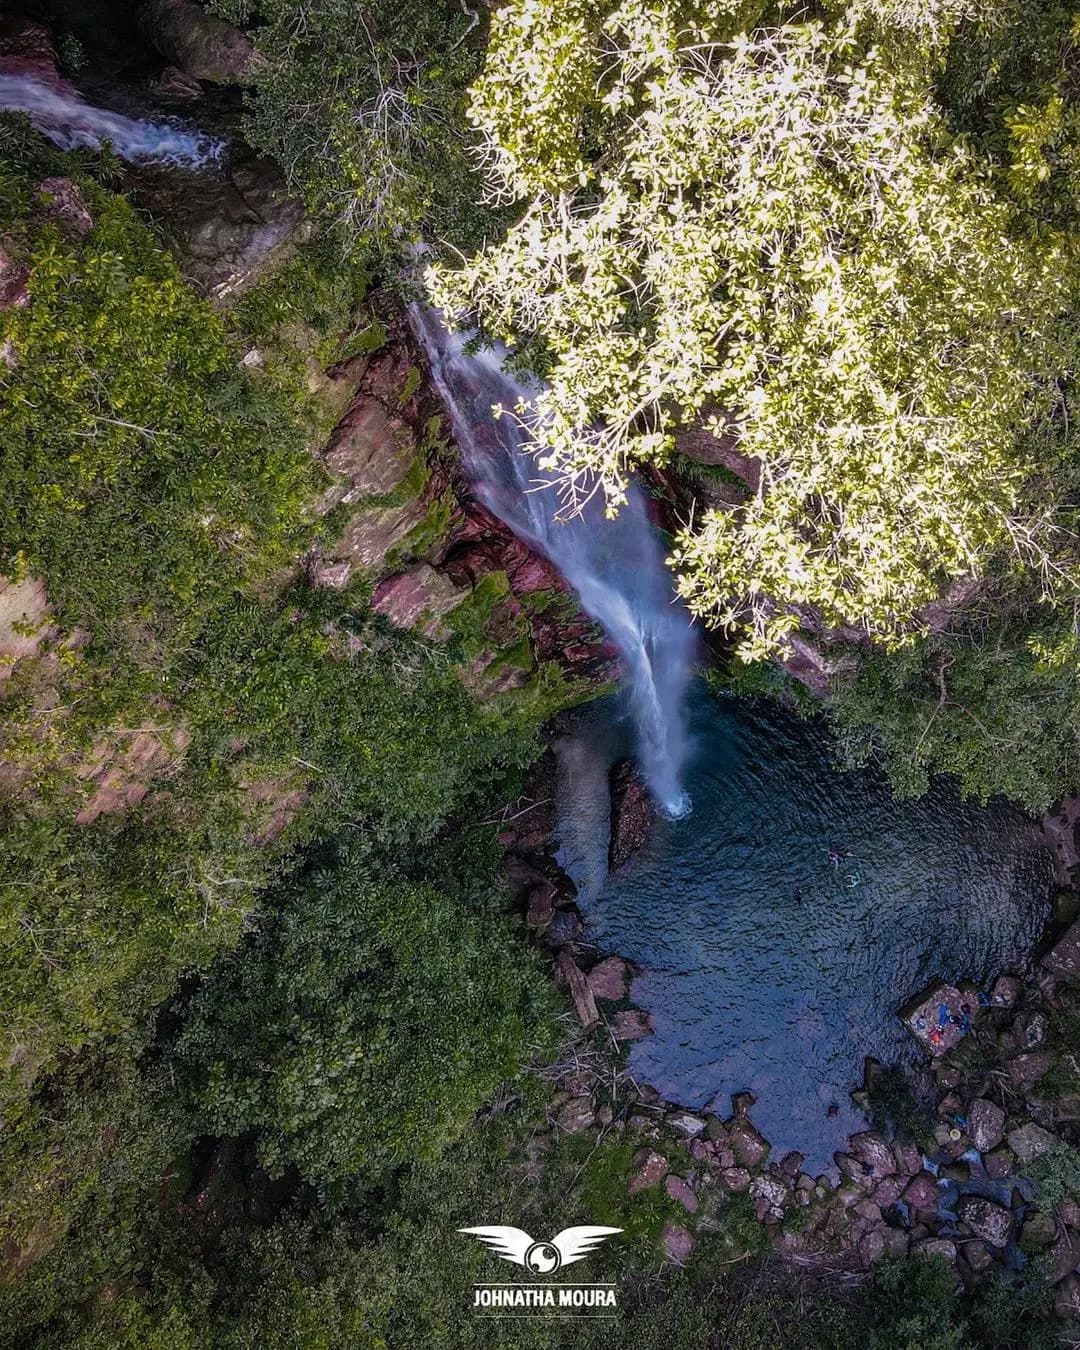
[556,683,1054,1173]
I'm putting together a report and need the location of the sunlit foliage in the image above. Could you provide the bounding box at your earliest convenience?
[431,3,1075,658]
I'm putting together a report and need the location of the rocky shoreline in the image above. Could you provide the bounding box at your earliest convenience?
[497,753,1080,1322]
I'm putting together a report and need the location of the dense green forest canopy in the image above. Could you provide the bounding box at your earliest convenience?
[429,0,1080,660]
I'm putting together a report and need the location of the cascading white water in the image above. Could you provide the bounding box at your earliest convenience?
[409,304,694,817]
[0,74,222,166]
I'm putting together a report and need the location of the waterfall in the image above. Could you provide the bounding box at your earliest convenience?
[409,304,694,817]
[0,74,222,167]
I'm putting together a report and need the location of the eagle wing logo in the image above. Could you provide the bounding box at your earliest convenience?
[458,1224,622,1275]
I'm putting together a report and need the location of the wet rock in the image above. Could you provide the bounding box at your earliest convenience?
[1044,918,1080,982]
[750,1175,788,1223]
[849,1131,896,1178]
[628,1150,668,1196]
[1008,1052,1051,1089]
[371,565,466,639]
[984,1146,1017,1179]
[990,974,1023,1008]
[0,15,60,85]
[731,1091,758,1118]
[608,760,654,871]
[154,63,203,98]
[779,1151,805,1180]
[36,178,92,239]
[660,1223,695,1266]
[901,1172,940,1212]
[730,1118,770,1169]
[179,156,307,300]
[545,908,583,949]
[138,0,265,83]
[664,1175,698,1213]
[893,1140,922,1174]
[1007,1122,1057,1164]
[668,1111,706,1139]
[1055,888,1080,925]
[610,1009,653,1041]
[968,1098,1006,1154]
[957,1196,1012,1249]
[835,1153,871,1186]
[912,1237,957,1263]
[587,956,630,1002]
[1021,1211,1057,1252]
[556,951,598,1031]
[720,1166,752,1192]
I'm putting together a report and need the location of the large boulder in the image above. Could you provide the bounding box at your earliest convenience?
[555,950,598,1031]
[370,565,466,640]
[848,1131,896,1178]
[729,1117,770,1168]
[609,1009,653,1041]
[957,1196,1012,1249]
[608,759,654,871]
[660,1223,694,1266]
[902,983,974,1056]
[901,1171,940,1213]
[0,16,61,86]
[968,1098,1006,1154]
[1007,1121,1058,1164]
[1044,917,1080,982]
[587,955,630,1001]
[178,155,307,300]
[36,178,92,240]
[628,1150,668,1196]
[138,0,264,83]
[0,576,55,678]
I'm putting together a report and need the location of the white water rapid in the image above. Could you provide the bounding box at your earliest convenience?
[0,74,222,166]
[409,304,694,817]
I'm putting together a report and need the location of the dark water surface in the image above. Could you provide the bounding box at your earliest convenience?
[556,683,1053,1173]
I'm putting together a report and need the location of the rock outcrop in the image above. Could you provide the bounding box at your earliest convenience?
[0,16,63,86]
[138,0,265,83]
[608,759,654,871]
[176,154,308,300]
